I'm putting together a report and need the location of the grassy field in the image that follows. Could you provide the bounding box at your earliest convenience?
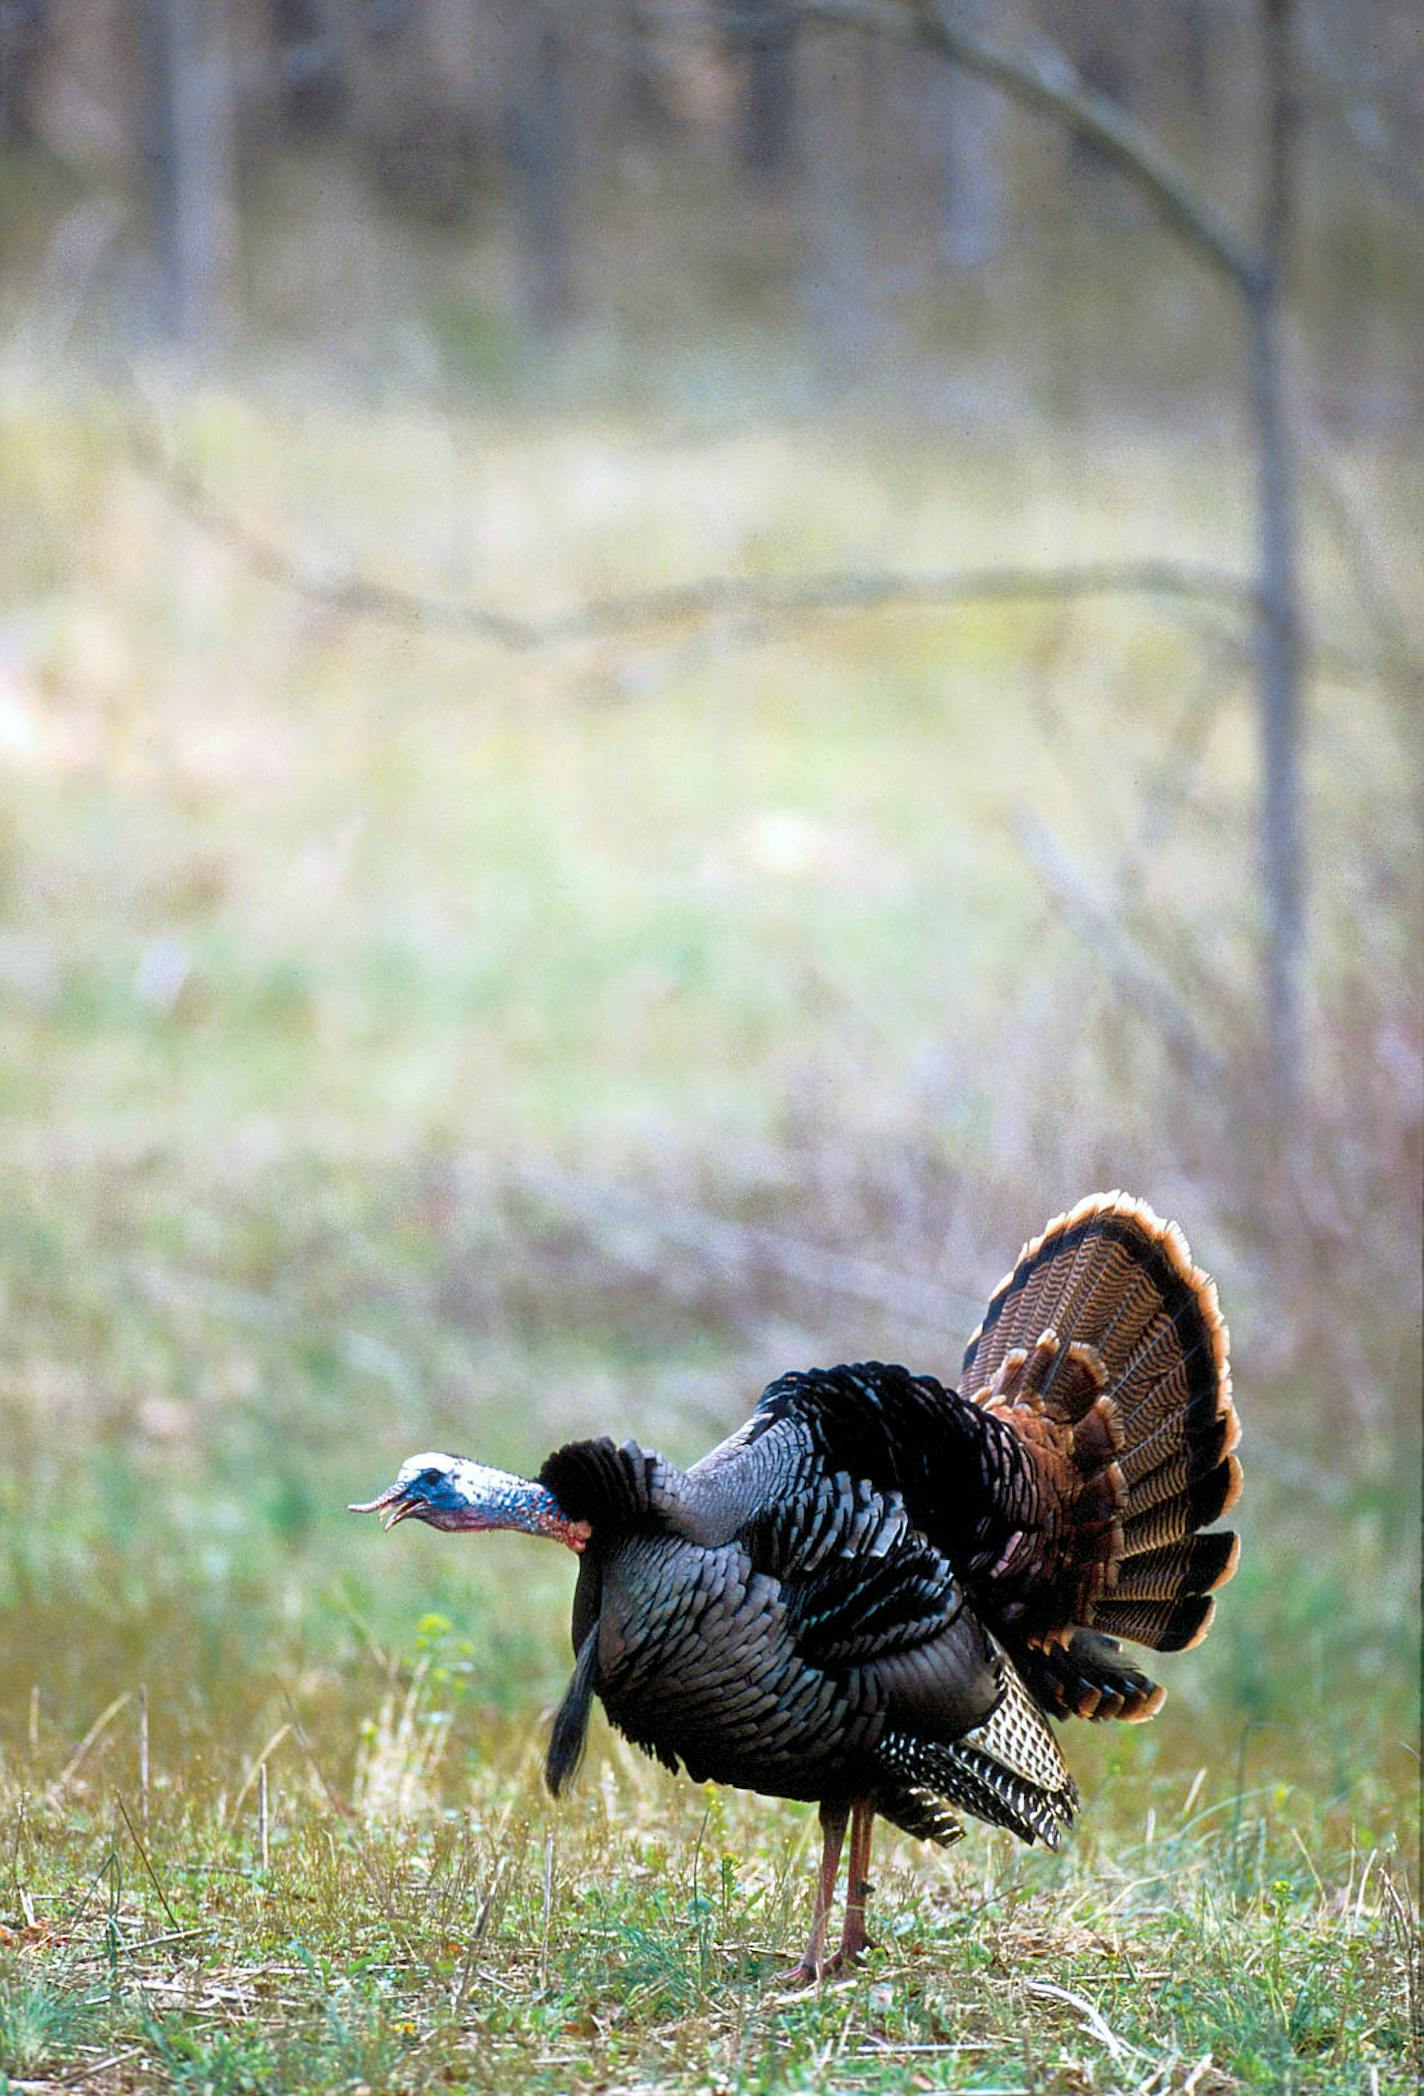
[0,367,1418,2092]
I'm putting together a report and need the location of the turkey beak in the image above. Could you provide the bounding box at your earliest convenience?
[348,1482,421,1530]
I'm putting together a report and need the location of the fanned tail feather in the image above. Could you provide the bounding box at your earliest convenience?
[1020,1629,1166,1724]
[1090,1592,1216,1653]
[1109,1531,1240,1602]
[963,1192,1240,1708]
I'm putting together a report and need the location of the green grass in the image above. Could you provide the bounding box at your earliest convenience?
[0,1603,1414,2093]
[0,366,1416,2091]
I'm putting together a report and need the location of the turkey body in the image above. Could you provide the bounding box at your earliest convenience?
[550,1368,1069,1848]
[540,1193,1241,1868]
[588,1505,997,1812]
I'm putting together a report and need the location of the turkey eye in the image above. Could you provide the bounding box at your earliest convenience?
[420,1469,443,1487]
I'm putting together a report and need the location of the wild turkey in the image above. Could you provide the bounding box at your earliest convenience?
[351,1191,1239,1980]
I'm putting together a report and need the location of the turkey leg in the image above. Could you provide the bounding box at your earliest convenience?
[829,1800,876,1970]
[782,1800,849,1984]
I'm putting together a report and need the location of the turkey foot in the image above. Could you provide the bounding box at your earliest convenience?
[821,1904,878,1975]
[777,1956,827,1988]
[782,1921,878,1985]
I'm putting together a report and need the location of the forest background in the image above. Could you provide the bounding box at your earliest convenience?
[0,4,1419,2091]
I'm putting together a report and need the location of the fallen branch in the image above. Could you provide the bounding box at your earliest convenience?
[129,402,1253,650]
[1023,1977,1151,2064]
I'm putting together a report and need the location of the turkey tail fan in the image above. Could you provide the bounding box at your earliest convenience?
[963,1191,1240,1695]
[1108,1530,1240,1603]
[1019,1628,1166,1724]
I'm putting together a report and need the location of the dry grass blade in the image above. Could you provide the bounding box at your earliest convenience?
[41,1694,132,1809]
[115,1795,180,1933]
[1023,1978,1150,2063]
[229,1724,292,1824]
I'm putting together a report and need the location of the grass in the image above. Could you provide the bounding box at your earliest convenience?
[0,344,1417,2090]
[0,1631,1415,2093]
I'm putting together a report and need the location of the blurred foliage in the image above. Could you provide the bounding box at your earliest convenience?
[0,380,1416,2096]
[0,12,1419,2077]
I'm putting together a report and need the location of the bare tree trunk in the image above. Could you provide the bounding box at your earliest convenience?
[0,0,49,144]
[1179,0,1214,119]
[141,0,236,353]
[807,0,1306,1093]
[427,0,479,99]
[507,13,575,333]
[1072,17,1133,158]
[1249,0,1304,1104]
[798,33,871,379]
[619,0,669,138]
[271,0,346,134]
[739,0,797,180]
[927,59,1006,272]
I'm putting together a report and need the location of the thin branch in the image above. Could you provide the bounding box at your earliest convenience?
[128,406,535,651]
[512,1160,985,1335]
[1011,814,1229,1094]
[42,1692,134,1808]
[1023,1978,1150,2065]
[129,408,1254,651]
[115,1793,181,1933]
[1111,635,1240,892]
[789,0,1261,290]
[1302,434,1424,731]
[528,559,1255,642]
[1298,14,1424,216]
[1250,0,1305,1106]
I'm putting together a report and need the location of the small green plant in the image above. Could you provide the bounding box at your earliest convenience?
[413,1609,479,1705]
[0,1973,93,2079]
[313,1984,419,2090]
[143,2014,276,2095]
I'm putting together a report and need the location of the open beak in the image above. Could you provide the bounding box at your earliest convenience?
[347,1483,423,1530]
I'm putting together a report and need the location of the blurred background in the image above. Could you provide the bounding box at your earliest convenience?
[0,0,1418,1970]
